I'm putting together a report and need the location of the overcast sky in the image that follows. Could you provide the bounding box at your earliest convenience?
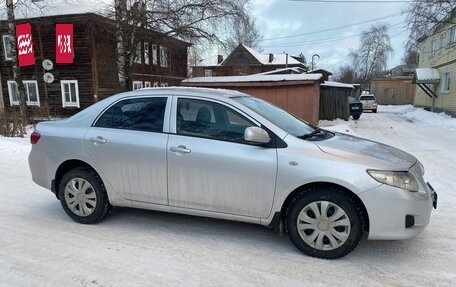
[252,0,409,72]
[2,0,410,73]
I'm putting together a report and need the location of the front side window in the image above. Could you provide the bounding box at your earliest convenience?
[233,96,314,137]
[441,72,451,93]
[176,98,255,144]
[132,81,143,90]
[95,97,167,133]
[7,80,40,106]
[61,80,79,108]
[2,35,11,60]
[160,46,168,67]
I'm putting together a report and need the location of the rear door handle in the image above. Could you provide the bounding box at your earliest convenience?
[89,136,107,145]
[170,145,191,154]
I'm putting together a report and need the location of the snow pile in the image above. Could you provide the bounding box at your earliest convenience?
[379,105,456,130]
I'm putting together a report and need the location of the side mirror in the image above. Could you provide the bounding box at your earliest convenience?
[244,126,271,144]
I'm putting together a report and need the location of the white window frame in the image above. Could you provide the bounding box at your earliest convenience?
[60,80,80,108]
[204,69,213,77]
[159,46,168,67]
[144,81,151,88]
[132,81,143,90]
[441,72,451,93]
[135,42,142,64]
[152,44,157,65]
[7,80,40,106]
[160,82,168,87]
[144,42,150,65]
[450,26,456,45]
[3,35,12,60]
[153,82,159,87]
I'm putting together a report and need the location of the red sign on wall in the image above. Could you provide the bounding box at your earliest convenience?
[16,23,35,67]
[56,24,74,63]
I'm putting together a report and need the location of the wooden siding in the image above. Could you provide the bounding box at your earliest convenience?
[319,86,350,121]
[0,13,190,118]
[371,77,416,105]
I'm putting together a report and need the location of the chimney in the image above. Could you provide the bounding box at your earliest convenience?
[217,55,224,64]
[269,53,274,63]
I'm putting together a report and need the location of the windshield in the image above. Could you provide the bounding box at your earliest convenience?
[233,96,315,137]
[360,95,375,101]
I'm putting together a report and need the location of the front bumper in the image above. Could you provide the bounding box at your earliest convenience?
[359,183,435,240]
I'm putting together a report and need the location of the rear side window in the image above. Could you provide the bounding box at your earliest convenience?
[94,97,167,133]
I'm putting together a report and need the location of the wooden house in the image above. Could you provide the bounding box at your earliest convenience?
[191,44,307,78]
[0,13,190,119]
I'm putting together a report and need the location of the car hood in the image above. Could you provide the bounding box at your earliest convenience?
[314,132,416,170]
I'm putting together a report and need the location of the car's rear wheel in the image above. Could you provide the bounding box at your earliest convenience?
[353,115,360,120]
[59,167,111,224]
[286,187,364,259]
[373,109,377,113]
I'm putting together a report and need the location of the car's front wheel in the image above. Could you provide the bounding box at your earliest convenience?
[286,187,364,259]
[59,167,111,224]
[353,115,360,120]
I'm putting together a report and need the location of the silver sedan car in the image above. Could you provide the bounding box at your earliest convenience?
[29,87,437,259]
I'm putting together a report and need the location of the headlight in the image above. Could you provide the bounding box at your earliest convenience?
[367,170,419,192]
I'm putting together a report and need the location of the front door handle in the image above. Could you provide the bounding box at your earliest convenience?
[89,136,107,145]
[170,145,191,154]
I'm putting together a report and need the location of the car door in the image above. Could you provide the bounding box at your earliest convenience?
[83,96,170,204]
[167,97,278,218]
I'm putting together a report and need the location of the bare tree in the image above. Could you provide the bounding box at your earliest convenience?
[223,16,262,54]
[349,23,393,87]
[111,0,252,90]
[332,65,356,84]
[403,0,456,62]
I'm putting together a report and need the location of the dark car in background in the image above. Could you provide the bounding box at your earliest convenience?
[348,96,363,120]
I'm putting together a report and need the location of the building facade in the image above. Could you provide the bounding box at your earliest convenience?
[0,13,190,119]
[414,11,456,115]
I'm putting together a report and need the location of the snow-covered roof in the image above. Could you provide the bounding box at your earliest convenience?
[183,73,323,83]
[220,44,303,66]
[321,81,354,89]
[413,68,440,84]
[257,67,307,75]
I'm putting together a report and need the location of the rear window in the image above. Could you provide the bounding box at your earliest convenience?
[359,95,375,101]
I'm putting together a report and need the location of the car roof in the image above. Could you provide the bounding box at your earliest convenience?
[108,87,250,102]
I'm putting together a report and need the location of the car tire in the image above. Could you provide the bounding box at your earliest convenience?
[353,115,360,120]
[286,186,364,259]
[59,167,112,224]
[373,109,377,113]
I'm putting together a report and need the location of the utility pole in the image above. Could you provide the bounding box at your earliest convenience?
[6,0,29,131]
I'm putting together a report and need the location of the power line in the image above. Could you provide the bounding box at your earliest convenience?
[260,12,402,41]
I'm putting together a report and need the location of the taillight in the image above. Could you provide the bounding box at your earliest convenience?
[30,131,41,144]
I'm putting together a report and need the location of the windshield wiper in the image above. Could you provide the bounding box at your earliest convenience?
[299,128,326,139]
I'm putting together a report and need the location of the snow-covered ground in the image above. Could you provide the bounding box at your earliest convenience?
[1,105,455,287]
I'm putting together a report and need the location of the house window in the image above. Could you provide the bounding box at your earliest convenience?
[441,72,451,93]
[144,81,151,88]
[160,82,168,87]
[135,42,142,64]
[2,35,12,60]
[430,39,437,56]
[204,69,212,77]
[61,80,79,108]
[153,82,159,87]
[152,44,157,65]
[450,26,456,44]
[160,46,168,67]
[144,42,150,65]
[132,81,143,90]
[7,80,40,106]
